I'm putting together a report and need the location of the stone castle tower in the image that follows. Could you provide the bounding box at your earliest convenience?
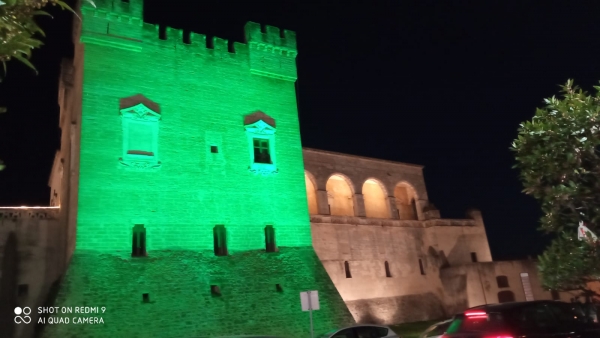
[42,0,354,336]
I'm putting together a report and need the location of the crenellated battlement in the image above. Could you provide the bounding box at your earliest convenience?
[82,0,143,19]
[77,0,298,81]
[244,22,297,54]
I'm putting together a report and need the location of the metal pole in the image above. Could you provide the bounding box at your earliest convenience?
[308,291,314,338]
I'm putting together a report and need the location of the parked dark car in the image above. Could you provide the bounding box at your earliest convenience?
[441,300,600,338]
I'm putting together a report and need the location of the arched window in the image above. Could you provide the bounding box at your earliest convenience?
[362,179,389,218]
[498,290,515,303]
[394,183,418,220]
[326,174,354,216]
[496,275,509,288]
[304,172,318,214]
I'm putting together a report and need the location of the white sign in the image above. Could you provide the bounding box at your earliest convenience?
[300,290,320,311]
[578,221,598,241]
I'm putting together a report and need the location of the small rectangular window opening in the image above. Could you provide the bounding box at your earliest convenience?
[260,24,266,33]
[210,145,218,153]
[419,259,425,275]
[471,252,478,263]
[213,225,228,256]
[279,28,285,38]
[206,36,214,49]
[228,40,235,53]
[265,225,277,252]
[17,284,28,297]
[385,261,392,278]
[275,284,283,292]
[122,0,130,3]
[344,261,352,278]
[142,293,150,303]
[132,224,147,257]
[211,285,221,296]
[496,275,510,288]
[253,138,271,164]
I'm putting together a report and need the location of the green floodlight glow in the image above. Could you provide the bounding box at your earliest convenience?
[43,1,354,337]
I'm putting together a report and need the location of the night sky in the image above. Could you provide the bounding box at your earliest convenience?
[1,0,600,260]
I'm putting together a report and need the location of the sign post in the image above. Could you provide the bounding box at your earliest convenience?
[300,290,320,338]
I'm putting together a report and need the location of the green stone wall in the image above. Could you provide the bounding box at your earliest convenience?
[42,248,353,338]
[42,0,354,336]
[76,0,309,252]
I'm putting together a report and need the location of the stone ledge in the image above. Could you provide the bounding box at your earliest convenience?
[0,207,60,220]
[309,214,477,228]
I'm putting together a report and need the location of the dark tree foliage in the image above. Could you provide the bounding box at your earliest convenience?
[512,80,600,296]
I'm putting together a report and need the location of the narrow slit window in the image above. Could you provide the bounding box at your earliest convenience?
[265,225,277,252]
[344,261,352,278]
[211,285,221,296]
[419,259,425,275]
[132,224,147,257]
[142,293,150,303]
[385,261,392,277]
[253,138,271,164]
[471,252,478,262]
[213,225,228,256]
[210,145,218,153]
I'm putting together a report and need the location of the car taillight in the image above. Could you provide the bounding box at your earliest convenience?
[464,309,488,319]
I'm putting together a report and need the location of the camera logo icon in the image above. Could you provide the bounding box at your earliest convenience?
[14,307,31,324]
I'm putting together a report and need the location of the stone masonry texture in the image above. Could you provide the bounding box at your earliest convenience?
[42,248,353,338]
[41,0,354,336]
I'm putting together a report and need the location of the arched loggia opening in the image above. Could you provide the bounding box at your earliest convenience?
[326,174,355,216]
[304,171,318,214]
[394,182,419,220]
[362,179,389,218]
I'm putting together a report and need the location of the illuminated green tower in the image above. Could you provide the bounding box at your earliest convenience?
[43,0,353,337]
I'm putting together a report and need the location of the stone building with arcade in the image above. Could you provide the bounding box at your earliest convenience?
[0,0,572,337]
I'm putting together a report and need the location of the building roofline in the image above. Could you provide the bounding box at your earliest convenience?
[302,147,424,170]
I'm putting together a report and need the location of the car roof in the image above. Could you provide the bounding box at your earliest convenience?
[346,324,391,328]
[467,300,566,312]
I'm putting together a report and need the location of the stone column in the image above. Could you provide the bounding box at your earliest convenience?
[316,190,330,215]
[354,193,366,217]
[388,196,399,219]
[416,199,428,221]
